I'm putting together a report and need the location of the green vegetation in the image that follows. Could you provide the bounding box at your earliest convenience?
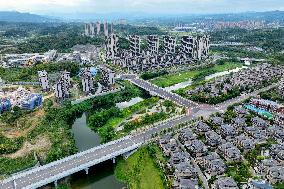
[88,96,170,143]
[259,88,284,103]
[226,161,252,184]
[115,146,166,189]
[244,139,278,166]
[0,135,24,154]
[141,70,169,80]
[151,61,242,87]
[210,28,284,53]
[123,112,168,133]
[0,82,142,176]
[0,62,80,82]
[274,182,284,189]
[0,154,37,176]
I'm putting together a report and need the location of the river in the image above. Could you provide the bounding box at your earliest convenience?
[70,113,126,189]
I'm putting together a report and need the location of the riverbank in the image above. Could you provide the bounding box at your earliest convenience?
[115,145,167,189]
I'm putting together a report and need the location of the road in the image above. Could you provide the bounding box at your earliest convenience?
[121,74,198,108]
[0,75,277,189]
[0,115,193,189]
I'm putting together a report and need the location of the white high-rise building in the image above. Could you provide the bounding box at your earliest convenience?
[129,35,140,57]
[54,80,64,100]
[96,21,101,35]
[106,34,119,59]
[38,70,49,91]
[147,35,159,55]
[81,68,93,94]
[164,36,176,54]
[84,23,95,37]
[104,22,109,37]
[100,67,115,89]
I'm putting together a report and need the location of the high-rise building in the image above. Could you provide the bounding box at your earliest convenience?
[147,35,159,55]
[81,68,94,94]
[129,35,141,57]
[54,71,71,100]
[106,34,119,59]
[100,67,115,89]
[104,22,109,37]
[164,36,177,54]
[38,70,49,91]
[180,35,210,60]
[54,80,65,100]
[84,23,95,37]
[96,21,101,35]
[180,36,195,58]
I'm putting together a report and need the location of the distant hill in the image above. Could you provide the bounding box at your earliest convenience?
[0,11,60,23]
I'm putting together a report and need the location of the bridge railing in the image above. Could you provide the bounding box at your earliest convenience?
[0,135,132,185]
[22,142,143,189]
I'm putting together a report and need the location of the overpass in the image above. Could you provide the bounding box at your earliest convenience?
[0,115,193,189]
[120,74,198,108]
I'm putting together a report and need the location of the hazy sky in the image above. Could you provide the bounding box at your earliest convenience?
[0,0,283,15]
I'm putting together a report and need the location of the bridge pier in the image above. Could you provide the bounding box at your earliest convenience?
[54,180,58,188]
[112,157,116,164]
[85,167,89,175]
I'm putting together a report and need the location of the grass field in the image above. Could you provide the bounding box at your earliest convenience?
[150,62,243,87]
[115,146,165,189]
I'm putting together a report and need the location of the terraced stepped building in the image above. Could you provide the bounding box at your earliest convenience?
[108,34,210,73]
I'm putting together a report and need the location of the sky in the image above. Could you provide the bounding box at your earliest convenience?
[0,0,283,15]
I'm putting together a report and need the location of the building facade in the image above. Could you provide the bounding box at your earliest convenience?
[38,70,49,91]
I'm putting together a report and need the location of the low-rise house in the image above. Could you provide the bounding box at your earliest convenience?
[244,126,267,143]
[195,121,211,133]
[252,117,269,130]
[233,117,247,129]
[269,143,284,161]
[220,124,238,138]
[169,152,189,166]
[174,162,198,179]
[267,166,284,184]
[275,113,284,126]
[235,135,255,151]
[267,126,284,143]
[185,139,207,157]
[179,129,196,143]
[257,159,278,176]
[213,177,238,189]
[173,178,198,189]
[196,152,226,176]
[250,180,273,189]
[160,138,180,157]
[218,142,242,162]
[205,131,223,147]
[211,116,224,126]
[234,106,249,116]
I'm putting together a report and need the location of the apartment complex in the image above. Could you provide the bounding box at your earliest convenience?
[109,34,210,73]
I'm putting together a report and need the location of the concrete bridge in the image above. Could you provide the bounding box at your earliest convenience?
[0,115,192,189]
